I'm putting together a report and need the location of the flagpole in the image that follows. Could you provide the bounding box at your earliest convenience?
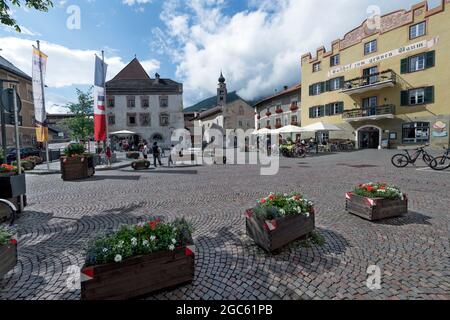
[37,40,50,170]
[102,51,109,149]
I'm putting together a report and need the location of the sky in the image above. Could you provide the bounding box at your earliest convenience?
[0,0,443,113]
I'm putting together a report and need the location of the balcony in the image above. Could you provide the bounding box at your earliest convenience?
[342,104,396,122]
[342,70,397,95]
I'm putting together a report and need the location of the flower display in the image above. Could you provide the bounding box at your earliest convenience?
[84,218,193,267]
[252,192,314,220]
[0,164,18,174]
[354,183,405,200]
[0,226,16,246]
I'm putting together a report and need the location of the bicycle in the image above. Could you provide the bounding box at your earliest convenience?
[429,147,450,171]
[391,145,433,168]
[0,199,18,225]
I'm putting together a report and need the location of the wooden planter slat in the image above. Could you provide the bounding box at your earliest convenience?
[346,193,408,221]
[61,157,95,181]
[246,212,315,252]
[81,247,195,300]
[132,161,150,170]
[0,242,17,279]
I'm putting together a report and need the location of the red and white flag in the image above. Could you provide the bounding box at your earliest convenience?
[94,55,108,142]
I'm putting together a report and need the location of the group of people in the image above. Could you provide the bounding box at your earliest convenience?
[142,142,175,167]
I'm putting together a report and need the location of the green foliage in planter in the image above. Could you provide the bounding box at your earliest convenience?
[84,218,194,267]
[12,160,34,169]
[24,156,43,165]
[253,193,314,220]
[64,143,85,157]
[0,164,18,174]
[354,183,405,200]
[0,226,15,246]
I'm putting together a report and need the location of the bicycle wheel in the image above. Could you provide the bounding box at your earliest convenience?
[391,154,409,168]
[429,156,450,171]
[423,153,433,165]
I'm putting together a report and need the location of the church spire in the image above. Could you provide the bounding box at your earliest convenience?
[217,71,227,107]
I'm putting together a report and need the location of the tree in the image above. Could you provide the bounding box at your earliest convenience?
[64,88,94,143]
[1,0,53,32]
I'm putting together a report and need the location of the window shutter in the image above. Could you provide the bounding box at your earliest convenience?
[324,80,330,92]
[325,104,331,116]
[426,51,435,69]
[424,86,434,104]
[338,102,344,114]
[320,82,325,93]
[309,107,314,118]
[400,90,409,106]
[339,77,345,89]
[319,105,325,117]
[400,58,409,74]
[309,85,313,96]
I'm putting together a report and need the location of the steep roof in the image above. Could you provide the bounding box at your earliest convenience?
[184,91,245,113]
[254,84,301,108]
[111,58,150,81]
[0,55,31,80]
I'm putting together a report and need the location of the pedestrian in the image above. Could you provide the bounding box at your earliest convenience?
[152,142,162,167]
[105,145,112,167]
[143,144,149,160]
[168,145,175,167]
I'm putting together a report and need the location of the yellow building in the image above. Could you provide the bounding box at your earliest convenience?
[300,0,450,149]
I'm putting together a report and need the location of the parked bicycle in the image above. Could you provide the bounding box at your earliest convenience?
[391,145,433,168]
[0,199,18,225]
[429,147,450,171]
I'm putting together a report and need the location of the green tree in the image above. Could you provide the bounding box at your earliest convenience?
[1,0,53,32]
[64,88,94,143]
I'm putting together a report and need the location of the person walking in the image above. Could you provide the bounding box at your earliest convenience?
[143,144,149,160]
[152,142,162,167]
[105,145,112,168]
[168,145,175,167]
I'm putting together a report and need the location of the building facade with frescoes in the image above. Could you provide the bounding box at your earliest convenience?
[300,0,450,149]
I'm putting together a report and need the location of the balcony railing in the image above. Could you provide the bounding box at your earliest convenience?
[342,104,396,122]
[342,70,397,95]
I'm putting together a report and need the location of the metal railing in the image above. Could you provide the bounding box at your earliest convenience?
[343,69,397,91]
[342,104,396,119]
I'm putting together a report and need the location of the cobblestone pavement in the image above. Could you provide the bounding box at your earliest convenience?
[1,150,449,300]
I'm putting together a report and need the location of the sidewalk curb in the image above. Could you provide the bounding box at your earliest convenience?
[27,162,133,175]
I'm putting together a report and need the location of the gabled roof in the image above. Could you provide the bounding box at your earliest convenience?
[196,106,223,120]
[111,58,150,81]
[254,84,301,108]
[0,55,31,80]
[184,91,245,113]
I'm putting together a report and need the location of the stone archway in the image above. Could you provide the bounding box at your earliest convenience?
[356,125,382,149]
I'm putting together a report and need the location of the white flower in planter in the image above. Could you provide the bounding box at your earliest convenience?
[117,240,124,248]
[305,212,310,218]
[150,236,156,242]
[131,238,138,246]
[143,240,150,247]
[102,248,108,253]
[168,244,175,251]
[114,254,122,263]
[171,239,177,244]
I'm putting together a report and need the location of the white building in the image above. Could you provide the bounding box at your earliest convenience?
[106,58,184,148]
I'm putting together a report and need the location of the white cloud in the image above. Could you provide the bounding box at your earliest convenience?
[155,0,440,106]
[0,37,160,88]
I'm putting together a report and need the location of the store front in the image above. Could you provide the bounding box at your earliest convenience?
[356,125,382,149]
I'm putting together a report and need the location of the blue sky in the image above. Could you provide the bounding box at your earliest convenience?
[0,0,443,112]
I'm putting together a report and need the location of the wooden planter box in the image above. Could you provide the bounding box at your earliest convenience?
[131,160,150,170]
[61,156,95,181]
[345,192,408,221]
[0,173,26,198]
[80,246,195,300]
[246,209,315,252]
[0,240,17,279]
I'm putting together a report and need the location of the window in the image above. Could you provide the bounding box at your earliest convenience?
[141,96,149,108]
[309,106,324,119]
[275,118,282,128]
[409,54,426,72]
[108,114,115,126]
[316,131,330,144]
[363,66,379,84]
[401,51,435,74]
[266,120,271,128]
[313,62,321,72]
[127,96,135,108]
[402,122,430,144]
[160,113,169,126]
[326,102,344,116]
[409,88,425,105]
[291,115,298,124]
[364,40,377,55]
[330,54,340,67]
[410,22,426,39]
[238,121,243,127]
[108,97,115,108]
[238,106,245,115]
[329,77,343,91]
[140,113,151,126]
[401,87,434,106]
[160,96,168,108]
[127,113,137,126]
[363,96,378,108]
[310,83,323,96]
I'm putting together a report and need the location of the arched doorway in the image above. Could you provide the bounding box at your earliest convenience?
[356,125,382,149]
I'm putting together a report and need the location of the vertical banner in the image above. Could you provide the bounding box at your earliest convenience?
[32,46,49,142]
[94,55,108,142]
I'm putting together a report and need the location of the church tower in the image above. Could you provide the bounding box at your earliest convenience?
[217,71,227,107]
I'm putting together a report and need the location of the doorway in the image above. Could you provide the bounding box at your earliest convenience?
[357,126,381,149]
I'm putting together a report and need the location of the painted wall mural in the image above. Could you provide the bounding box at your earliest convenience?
[432,121,448,137]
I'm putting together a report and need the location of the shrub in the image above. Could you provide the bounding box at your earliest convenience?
[252,193,314,220]
[64,143,85,157]
[354,183,405,200]
[84,218,193,267]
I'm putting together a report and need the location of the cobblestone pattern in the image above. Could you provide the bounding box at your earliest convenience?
[1,150,449,300]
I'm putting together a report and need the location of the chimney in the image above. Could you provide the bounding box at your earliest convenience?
[284,85,288,91]
[155,73,160,84]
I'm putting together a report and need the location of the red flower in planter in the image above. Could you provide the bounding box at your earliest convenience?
[260,199,267,204]
[148,219,162,230]
[366,186,374,192]
[10,238,17,245]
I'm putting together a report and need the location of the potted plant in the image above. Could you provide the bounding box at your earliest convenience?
[60,144,95,181]
[265,111,272,117]
[12,160,35,171]
[275,108,283,114]
[131,159,151,170]
[0,164,25,199]
[24,156,43,165]
[0,226,17,279]
[290,103,299,112]
[346,183,408,221]
[246,193,315,252]
[80,218,195,300]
